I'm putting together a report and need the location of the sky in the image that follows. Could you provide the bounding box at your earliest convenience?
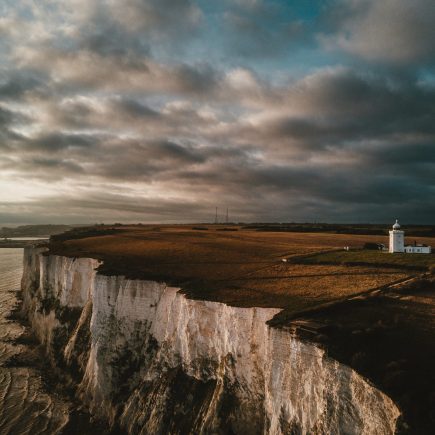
[1,0,435,225]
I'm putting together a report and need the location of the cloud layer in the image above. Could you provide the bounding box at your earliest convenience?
[1,0,434,224]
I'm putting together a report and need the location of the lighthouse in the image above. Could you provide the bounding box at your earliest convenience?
[389,219,404,253]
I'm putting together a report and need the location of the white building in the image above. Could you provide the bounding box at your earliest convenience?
[389,219,431,254]
[404,244,431,254]
[389,220,404,253]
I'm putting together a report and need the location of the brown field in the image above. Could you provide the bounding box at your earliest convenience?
[47,225,433,314]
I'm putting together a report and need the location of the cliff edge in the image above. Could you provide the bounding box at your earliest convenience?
[19,226,435,433]
[21,245,401,434]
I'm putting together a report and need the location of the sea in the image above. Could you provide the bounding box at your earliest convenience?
[0,247,110,435]
[0,247,73,434]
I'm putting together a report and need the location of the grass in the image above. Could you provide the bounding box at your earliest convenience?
[244,222,435,237]
[46,224,435,432]
[276,276,435,434]
[298,249,435,271]
[45,225,434,314]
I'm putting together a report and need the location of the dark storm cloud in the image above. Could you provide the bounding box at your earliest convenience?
[0,104,32,127]
[16,46,223,99]
[0,192,214,225]
[44,100,98,130]
[27,157,85,174]
[250,69,435,157]
[23,133,99,153]
[149,140,206,163]
[61,0,201,64]
[0,70,46,100]
[77,15,151,59]
[110,99,160,118]
[177,159,431,208]
[173,64,220,95]
[0,107,17,126]
[0,105,31,148]
[86,138,256,182]
[1,0,435,224]
[92,139,207,180]
[320,0,435,64]
[1,130,102,179]
[0,154,85,180]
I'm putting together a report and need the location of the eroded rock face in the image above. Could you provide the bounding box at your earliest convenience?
[21,246,400,434]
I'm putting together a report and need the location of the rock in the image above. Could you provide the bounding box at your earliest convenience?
[21,246,401,435]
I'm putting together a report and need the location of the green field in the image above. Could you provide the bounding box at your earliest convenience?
[297,249,435,270]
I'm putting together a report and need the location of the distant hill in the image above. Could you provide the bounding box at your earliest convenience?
[0,224,86,238]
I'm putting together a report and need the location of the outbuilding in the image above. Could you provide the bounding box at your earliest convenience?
[404,244,431,254]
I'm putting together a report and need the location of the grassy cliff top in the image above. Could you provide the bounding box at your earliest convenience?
[46,224,434,312]
[46,224,435,432]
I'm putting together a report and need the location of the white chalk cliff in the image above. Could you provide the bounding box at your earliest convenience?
[21,246,400,434]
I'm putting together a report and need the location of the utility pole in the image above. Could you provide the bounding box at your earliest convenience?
[215,207,218,224]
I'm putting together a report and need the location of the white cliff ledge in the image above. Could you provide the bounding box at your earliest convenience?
[21,246,400,434]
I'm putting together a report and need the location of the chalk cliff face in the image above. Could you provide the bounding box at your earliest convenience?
[21,246,400,434]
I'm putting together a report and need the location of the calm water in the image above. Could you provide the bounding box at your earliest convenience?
[0,248,69,434]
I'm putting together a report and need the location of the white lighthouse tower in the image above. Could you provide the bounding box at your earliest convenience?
[389,219,404,253]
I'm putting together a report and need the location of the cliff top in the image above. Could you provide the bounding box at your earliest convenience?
[45,224,435,433]
[46,224,435,312]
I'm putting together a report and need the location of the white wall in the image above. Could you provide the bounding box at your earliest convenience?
[389,230,404,253]
[404,246,431,254]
